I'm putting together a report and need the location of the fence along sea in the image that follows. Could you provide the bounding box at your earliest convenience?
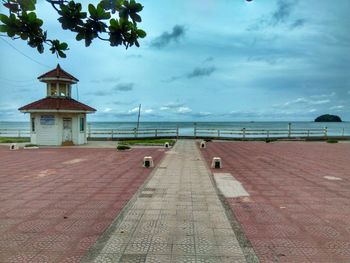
[0,121,349,138]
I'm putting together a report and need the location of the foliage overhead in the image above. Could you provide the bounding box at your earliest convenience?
[0,0,146,58]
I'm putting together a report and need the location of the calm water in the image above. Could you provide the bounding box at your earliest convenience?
[0,121,349,137]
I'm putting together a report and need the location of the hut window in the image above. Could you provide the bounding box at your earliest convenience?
[80,117,85,132]
[49,83,57,96]
[59,83,67,97]
[31,118,35,132]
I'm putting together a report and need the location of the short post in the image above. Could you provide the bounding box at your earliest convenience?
[217,129,220,137]
[10,143,18,150]
[18,130,21,138]
[211,157,222,169]
[307,130,310,137]
[155,129,158,138]
[267,130,270,138]
[176,126,179,139]
[194,123,197,138]
[242,128,246,139]
[134,128,137,138]
[111,129,114,139]
[342,128,345,137]
[324,126,328,137]
[88,124,91,138]
[288,122,292,138]
[143,156,154,168]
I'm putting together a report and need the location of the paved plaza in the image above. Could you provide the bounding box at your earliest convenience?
[0,146,164,263]
[1,140,350,262]
[201,141,350,262]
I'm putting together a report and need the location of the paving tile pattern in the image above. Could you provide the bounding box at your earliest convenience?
[201,141,350,262]
[0,146,164,263]
[84,140,247,263]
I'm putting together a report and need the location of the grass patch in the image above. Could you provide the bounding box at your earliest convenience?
[117,145,131,151]
[0,137,30,143]
[24,144,38,148]
[119,139,176,146]
[327,139,338,143]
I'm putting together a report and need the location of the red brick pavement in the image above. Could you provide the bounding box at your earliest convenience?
[0,146,164,263]
[201,141,350,262]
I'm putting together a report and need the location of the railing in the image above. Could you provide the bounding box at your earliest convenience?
[87,127,179,139]
[0,129,31,137]
[0,126,348,140]
[194,127,331,138]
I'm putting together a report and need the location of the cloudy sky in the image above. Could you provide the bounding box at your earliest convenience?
[0,0,349,122]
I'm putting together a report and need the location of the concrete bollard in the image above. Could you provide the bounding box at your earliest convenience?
[211,157,222,169]
[143,156,154,168]
[10,143,19,150]
[164,142,170,148]
[200,141,206,148]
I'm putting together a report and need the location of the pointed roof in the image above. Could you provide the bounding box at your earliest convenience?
[19,97,96,113]
[38,64,79,83]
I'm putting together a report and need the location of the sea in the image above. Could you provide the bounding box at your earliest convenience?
[0,121,349,137]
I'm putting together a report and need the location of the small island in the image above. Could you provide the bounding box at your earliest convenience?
[314,114,342,122]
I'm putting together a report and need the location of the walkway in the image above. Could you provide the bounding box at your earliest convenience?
[83,140,248,263]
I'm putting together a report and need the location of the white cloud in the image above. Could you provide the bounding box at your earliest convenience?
[282,97,330,107]
[329,105,344,110]
[128,107,140,113]
[103,108,112,113]
[176,107,192,114]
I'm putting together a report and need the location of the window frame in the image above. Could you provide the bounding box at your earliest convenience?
[80,117,85,132]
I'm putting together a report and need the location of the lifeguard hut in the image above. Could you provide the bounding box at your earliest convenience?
[19,64,96,146]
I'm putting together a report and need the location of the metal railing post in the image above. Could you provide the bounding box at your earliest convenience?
[88,124,91,138]
[218,129,220,137]
[155,129,158,138]
[267,130,269,138]
[194,123,197,138]
[307,130,310,137]
[176,127,179,139]
[324,126,328,137]
[342,128,345,137]
[18,130,21,138]
[111,129,114,139]
[242,128,246,139]
[288,122,292,138]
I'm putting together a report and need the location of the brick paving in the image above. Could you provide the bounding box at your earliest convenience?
[83,140,249,263]
[0,146,164,263]
[201,141,350,262]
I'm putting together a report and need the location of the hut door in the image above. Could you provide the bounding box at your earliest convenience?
[63,118,72,141]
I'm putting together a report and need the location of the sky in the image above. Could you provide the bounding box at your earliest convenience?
[0,0,349,122]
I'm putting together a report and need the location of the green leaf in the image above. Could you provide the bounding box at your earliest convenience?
[136,29,146,38]
[0,14,9,24]
[18,0,36,11]
[59,42,68,50]
[27,12,37,22]
[88,4,97,17]
[20,32,28,40]
[130,13,141,22]
[0,25,8,32]
[58,50,66,58]
[76,33,84,41]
